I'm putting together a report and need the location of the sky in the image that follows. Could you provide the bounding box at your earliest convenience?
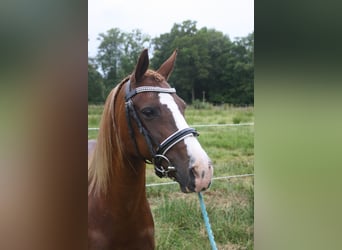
[88,0,254,57]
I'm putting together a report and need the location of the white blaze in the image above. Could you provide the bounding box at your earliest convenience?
[158,93,213,192]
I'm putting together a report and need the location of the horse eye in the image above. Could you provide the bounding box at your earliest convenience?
[141,107,157,119]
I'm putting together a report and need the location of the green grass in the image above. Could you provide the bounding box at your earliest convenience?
[88,104,254,249]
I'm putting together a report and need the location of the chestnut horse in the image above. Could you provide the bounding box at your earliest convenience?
[88,49,213,249]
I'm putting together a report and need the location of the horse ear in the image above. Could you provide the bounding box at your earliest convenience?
[132,49,149,83]
[157,49,178,80]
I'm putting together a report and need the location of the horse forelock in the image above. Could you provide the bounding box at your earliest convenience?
[88,78,128,196]
[130,69,166,86]
[145,69,164,82]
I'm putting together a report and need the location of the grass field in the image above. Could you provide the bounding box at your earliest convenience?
[88,104,254,249]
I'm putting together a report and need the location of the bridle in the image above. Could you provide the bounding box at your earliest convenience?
[124,79,199,178]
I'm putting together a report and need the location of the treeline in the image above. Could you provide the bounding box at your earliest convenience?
[88,20,253,105]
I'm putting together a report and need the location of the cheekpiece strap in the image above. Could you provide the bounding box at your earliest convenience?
[124,79,177,162]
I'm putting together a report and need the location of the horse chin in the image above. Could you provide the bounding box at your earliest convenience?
[177,177,196,193]
[179,185,195,193]
[170,169,197,193]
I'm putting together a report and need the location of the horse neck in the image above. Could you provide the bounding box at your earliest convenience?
[108,155,148,209]
[106,81,149,210]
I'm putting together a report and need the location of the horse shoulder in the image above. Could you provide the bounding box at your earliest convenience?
[88,194,155,249]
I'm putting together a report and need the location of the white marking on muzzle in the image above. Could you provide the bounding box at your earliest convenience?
[158,93,213,192]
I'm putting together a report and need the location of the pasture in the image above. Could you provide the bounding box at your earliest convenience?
[88,104,254,249]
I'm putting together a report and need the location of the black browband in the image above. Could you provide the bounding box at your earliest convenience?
[124,79,198,178]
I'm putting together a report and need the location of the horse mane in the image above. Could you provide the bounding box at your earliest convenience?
[88,69,167,196]
[88,77,128,196]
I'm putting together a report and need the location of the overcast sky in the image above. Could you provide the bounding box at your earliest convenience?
[88,0,254,57]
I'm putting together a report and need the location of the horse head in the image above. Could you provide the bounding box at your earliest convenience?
[118,49,213,193]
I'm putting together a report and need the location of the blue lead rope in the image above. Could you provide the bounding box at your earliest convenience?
[198,192,218,250]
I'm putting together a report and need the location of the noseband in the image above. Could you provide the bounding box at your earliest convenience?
[124,80,199,178]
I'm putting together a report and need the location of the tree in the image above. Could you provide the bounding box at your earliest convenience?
[196,27,233,104]
[152,20,203,102]
[152,24,254,105]
[228,33,254,104]
[119,29,151,79]
[96,28,150,97]
[88,62,105,104]
[89,22,254,105]
[96,28,124,95]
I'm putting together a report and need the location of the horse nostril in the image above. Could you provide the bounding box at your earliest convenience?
[201,170,205,179]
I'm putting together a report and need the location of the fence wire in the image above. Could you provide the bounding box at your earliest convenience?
[88,122,254,130]
[146,173,254,187]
